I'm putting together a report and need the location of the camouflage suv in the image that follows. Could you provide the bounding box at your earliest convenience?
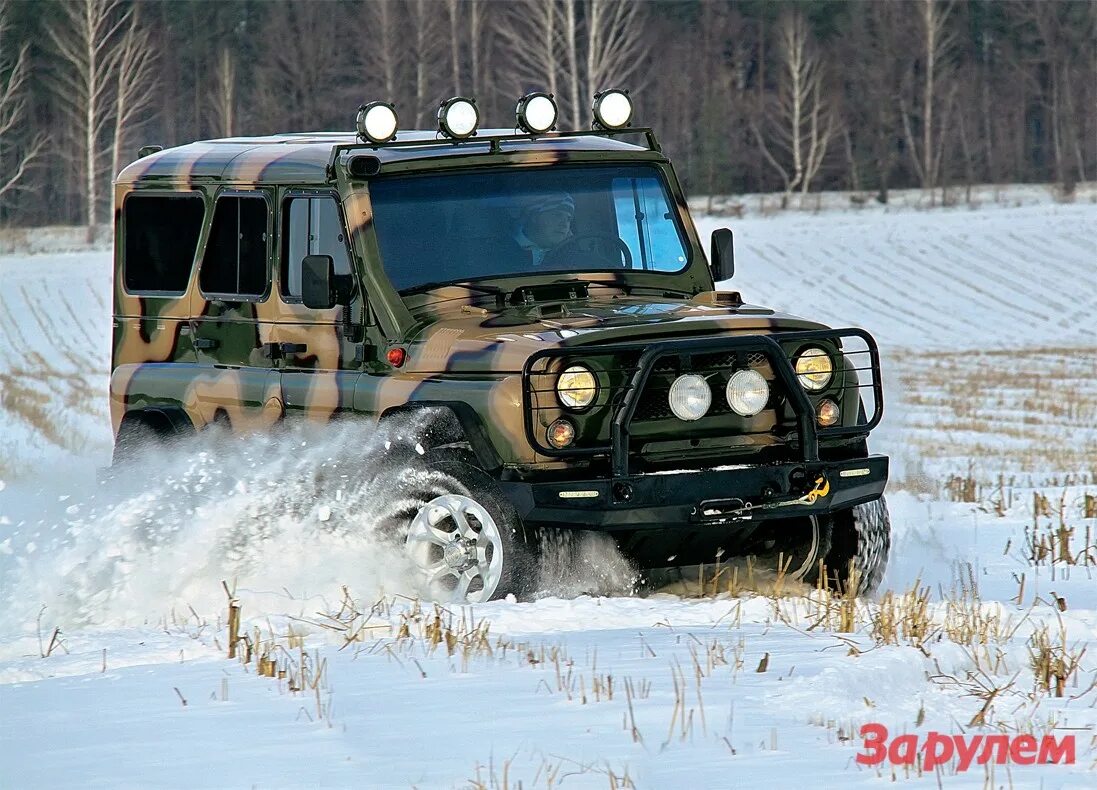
[111,96,890,602]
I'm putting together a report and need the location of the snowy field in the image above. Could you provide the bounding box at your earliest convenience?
[1,197,1096,787]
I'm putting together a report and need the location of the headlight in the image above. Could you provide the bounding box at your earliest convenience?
[556,365,597,410]
[725,369,769,416]
[668,374,712,421]
[795,347,833,391]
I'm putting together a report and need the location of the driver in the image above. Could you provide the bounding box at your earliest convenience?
[513,192,575,266]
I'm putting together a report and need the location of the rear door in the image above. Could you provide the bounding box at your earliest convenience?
[189,190,283,430]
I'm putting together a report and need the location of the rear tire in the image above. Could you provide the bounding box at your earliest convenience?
[112,417,164,467]
[821,497,891,595]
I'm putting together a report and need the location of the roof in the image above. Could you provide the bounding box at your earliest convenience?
[115,129,653,186]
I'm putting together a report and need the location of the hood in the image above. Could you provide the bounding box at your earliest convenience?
[401,294,830,374]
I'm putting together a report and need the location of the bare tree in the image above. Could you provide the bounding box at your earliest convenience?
[407,0,445,126]
[445,0,461,94]
[254,2,350,132]
[46,0,129,239]
[900,0,958,201]
[561,0,581,127]
[584,0,649,108]
[752,11,837,207]
[208,46,236,137]
[497,0,560,102]
[363,0,404,100]
[0,0,45,208]
[110,8,157,184]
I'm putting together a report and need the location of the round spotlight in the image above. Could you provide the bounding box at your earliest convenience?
[668,374,712,422]
[725,369,770,416]
[592,89,633,130]
[438,97,479,139]
[547,418,576,449]
[515,92,558,134]
[795,347,833,391]
[817,398,841,427]
[356,101,398,144]
[556,364,597,411]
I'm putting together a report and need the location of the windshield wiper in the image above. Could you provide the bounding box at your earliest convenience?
[544,279,692,298]
[400,281,506,299]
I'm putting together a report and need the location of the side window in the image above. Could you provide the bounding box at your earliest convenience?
[199,195,270,297]
[612,177,689,272]
[281,196,352,299]
[123,194,204,293]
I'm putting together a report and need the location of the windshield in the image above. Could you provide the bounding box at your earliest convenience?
[367,165,691,293]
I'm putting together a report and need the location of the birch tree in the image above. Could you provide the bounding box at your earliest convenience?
[900,0,958,201]
[363,0,403,100]
[752,11,837,207]
[110,9,157,184]
[46,0,129,240]
[584,0,649,110]
[0,0,45,209]
[407,0,445,126]
[208,47,236,137]
[497,0,560,103]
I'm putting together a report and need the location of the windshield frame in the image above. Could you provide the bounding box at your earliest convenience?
[362,162,698,298]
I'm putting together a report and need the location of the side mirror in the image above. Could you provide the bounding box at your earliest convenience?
[301,254,336,309]
[709,228,734,283]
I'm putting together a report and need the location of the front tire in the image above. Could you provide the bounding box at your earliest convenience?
[821,497,891,594]
[390,450,533,603]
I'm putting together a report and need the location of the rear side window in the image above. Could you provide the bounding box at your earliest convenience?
[200,195,270,297]
[123,194,204,293]
[281,196,352,299]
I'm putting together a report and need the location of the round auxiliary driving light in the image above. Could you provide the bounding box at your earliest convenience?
[668,374,712,422]
[817,398,840,427]
[547,418,576,449]
[356,101,398,144]
[438,97,479,139]
[516,92,558,134]
[556,365,597,411]
[795,347,833,391]
[726,369,770,416]
[592,89,633,130]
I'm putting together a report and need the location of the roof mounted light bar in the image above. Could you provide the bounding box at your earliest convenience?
[326,126,662,181]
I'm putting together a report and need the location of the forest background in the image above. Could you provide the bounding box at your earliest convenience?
[0,0,1094,231]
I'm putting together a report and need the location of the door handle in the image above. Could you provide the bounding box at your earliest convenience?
[261,342,308,359]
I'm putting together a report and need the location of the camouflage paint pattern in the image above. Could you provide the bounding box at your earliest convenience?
[111,130,868,471]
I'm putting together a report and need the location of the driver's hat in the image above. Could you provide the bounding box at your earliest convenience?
[520,192,575,219]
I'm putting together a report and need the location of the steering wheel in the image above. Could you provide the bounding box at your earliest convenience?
[541,234,633,269]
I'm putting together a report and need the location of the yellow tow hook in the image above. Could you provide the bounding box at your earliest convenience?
[763,474,831,511]
[801,475,831,505]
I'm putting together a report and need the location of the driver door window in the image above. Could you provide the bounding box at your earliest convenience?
[281,196,352,300]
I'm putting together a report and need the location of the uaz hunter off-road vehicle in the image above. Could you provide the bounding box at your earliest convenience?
[110,92,890,603]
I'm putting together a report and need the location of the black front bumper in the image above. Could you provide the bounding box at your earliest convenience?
[511,328,888,532]
[500,453,888,531]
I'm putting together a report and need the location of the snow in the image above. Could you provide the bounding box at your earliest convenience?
[2,196,1096,787]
